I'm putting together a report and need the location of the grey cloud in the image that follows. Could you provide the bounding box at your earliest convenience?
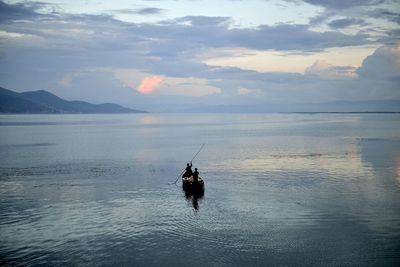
[2,4,372,54]
[0,0,54,22]
[136,7,165,15]
[175,16,232,26]
[357,44,400,80]
[309,10,336,25]
[137,18,371,55]
[202,66,309,84]
[327,18,367,28]
[233,24,370,51]
[370,9,400,24]
[383,29,400,45]
[302,0,385,9]
[111,7,165,15]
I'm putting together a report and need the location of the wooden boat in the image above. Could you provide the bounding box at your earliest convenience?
[182,176,205,192]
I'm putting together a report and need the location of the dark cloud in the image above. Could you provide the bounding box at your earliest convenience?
[111,7,165,15]
[136,7,165,15]
[309,10,335,26]
[135,18,371,55]
[357,44,400,80]
[370,9,400,24]
[302,0,385,9]
[176,16,232,26]
[327,18,367,28]
[384,29,400,44]
[0,0,52,22]
[375,26,400,46]
[233,24,370,51]
[0,1,56,23]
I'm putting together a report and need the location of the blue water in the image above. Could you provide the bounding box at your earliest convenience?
[1,113,400,266]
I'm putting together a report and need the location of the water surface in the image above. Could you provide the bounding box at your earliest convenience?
[1,113,400,266]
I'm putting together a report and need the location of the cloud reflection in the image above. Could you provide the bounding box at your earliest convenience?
[139,116,161,125]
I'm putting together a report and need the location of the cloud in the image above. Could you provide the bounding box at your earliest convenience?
[58,75,73,87]
[237,88,260,95]
[146,19,371,53]
[304,60,358,79]
[137,76,163,94]
[110,7,165,15]
[0,30,29,38]
[369,9,400,24]
[239,24,370,51]
[112,68,221,97]
[357,43,400,80]
[0,2,373,57]
[0,0,56,22]
[1,1,399,110]
[307,1,395,27]
[175,16,232,26]
[135,7,165,15]
[161,76,221,96]
[327,18,367,28]
[301,0,386,10]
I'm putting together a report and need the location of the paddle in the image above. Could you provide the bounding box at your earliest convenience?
[170,144,205,185]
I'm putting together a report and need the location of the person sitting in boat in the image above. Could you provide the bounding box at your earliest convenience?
[182,162,193,178]
[193,168,199,183]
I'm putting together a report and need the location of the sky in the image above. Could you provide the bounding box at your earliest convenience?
[0,0,399,111]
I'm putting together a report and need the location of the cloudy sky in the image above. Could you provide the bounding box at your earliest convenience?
[0,0,399,111]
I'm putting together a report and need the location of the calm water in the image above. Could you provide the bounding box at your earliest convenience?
[1,113,400,266]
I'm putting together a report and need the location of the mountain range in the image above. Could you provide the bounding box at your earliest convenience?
[0,87,147,114]
[1,86,399,114]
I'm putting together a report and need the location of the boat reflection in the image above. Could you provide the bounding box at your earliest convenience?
[184,189,204,211]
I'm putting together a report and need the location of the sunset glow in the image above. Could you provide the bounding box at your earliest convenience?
[137,76,163,94]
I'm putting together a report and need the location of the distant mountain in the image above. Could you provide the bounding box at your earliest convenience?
[229,101,400,113]
[157,101,400,113]
[0,87,147,114]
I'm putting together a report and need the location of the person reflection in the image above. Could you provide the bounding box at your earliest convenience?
[185,190,204,211]
[192,195,199,210]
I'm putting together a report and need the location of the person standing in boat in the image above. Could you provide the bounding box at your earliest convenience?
[193,168,199,183]
[183,162,193,178]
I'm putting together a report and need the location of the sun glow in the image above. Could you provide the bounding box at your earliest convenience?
[137,76,163,94]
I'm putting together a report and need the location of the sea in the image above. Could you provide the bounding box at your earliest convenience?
[0,113,399,266]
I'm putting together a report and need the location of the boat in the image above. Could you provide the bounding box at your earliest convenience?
[182,176,205,192]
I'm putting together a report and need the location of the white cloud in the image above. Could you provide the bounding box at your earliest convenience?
[304,60,358,79]
[0,30,25,38]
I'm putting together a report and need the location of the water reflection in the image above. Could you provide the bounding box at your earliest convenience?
[184,189,204,211]
[139,116,161,125]
[360,138,400,187]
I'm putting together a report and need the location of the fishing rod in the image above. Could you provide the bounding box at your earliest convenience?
[170,144,205,185]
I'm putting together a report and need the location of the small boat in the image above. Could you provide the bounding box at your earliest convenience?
[182,176,205,192]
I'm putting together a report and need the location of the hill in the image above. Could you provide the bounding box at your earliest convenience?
[0,87,147,114]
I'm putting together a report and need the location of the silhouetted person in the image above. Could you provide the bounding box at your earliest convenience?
[182,162,193,178]
[193,168,199,183]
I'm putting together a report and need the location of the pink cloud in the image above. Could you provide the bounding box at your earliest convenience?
[137,76,163,94]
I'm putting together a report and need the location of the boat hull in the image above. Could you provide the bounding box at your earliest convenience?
[182,176,204,192]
